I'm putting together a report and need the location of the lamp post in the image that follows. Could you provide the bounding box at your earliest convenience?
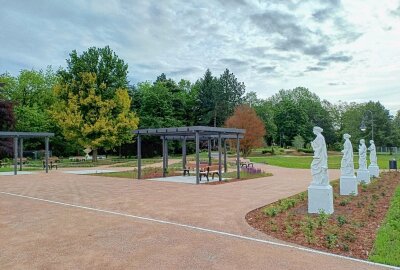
[360,110,374,141]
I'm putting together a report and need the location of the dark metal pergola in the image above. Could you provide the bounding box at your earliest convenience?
[133,126,245,184]
[0,131,55,175]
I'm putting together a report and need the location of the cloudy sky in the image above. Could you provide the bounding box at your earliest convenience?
[1,0,400,113]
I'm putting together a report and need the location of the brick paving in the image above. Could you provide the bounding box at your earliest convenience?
[0,164,390,269]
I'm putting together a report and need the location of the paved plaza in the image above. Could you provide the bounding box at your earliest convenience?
[0,164,393,269]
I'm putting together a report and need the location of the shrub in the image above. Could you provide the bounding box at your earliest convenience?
[292,135,305,149]
[317,210,329,227]
[337,216,347,227]
[325,233,338,249]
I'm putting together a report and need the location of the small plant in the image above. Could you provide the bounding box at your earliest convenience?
[263,207,278,217]
[372,194,379,201]
[356,201,364,208]
[339,198,350,206]
[381,191,386,197]
[337,215,347,227]
[361,182,368,192]
[301,216,316,244]
[341,243,350,252]
[285,222,295,237]
[317,210,329,227]
[324,233,338,249]
[342,230,357,242]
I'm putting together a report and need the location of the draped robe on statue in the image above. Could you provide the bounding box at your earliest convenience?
[311,132,328,185]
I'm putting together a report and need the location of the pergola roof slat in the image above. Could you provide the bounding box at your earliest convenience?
[0,131,55,138]
[133,126,245,136]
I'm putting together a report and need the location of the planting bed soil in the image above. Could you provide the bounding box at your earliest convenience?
[246,172,400,261]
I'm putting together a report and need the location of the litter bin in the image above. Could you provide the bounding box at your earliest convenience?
[389,159,397,171]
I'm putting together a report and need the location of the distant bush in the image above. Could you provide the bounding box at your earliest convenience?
[298,148,313,153]
[292,135,305,149]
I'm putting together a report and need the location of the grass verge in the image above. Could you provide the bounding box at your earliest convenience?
[369,184,400,266]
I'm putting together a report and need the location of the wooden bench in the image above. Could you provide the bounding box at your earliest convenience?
[43,157,60,170]
[17,157,28,165]
[239,158,253,168]
[183,163,221,182]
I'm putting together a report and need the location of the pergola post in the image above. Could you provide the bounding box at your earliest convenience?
[165,139,168,170]
[45,137,49,173]
[208,138,212,165]
[218,133,222,181]
[195,131,200,184]
[236,133,240,179]
[13,137,18,175]
[137,134,141,179]
[224,139,227,173]
[162,136,166,177]
[19,138,23,171]
[182,137,187,169]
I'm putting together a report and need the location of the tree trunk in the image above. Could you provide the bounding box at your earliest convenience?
[119,145,122,158]
[92,148,98,162]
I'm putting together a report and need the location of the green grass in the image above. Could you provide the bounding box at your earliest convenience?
[369,184,400,266]
[249,154,395,169]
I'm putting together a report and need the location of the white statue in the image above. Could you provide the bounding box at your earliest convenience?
[358,139,367,170]
[368,140,377,166]
[311,126,329,186]
[341,134,354,176]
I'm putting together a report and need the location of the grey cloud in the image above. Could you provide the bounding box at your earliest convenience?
[321,53,352,63]
[391,4,400,16]
[251,9,330,58]
[305,66,325,72]
[220,58,249,66]
[312,9,332,22]
[168,67,202,77]
[256,66,276,73]
[328,82,346,86]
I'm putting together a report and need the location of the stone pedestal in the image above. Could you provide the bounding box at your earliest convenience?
[340,175,358,195]
[308,185,334,214]
[368,164,380,178]
[357,169,370,184]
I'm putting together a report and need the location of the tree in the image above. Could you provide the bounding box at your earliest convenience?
[0,100,15,158]
[270,87,336,146]
[292,135,305,149]
[195,69,245,127]
[51,72,139,161]
[225,105,266,157]
[58,46,128,99]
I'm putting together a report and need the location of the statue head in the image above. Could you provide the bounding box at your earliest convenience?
[313,126,323,135]
[343,133,351,140]
[370,140,374,144]
[360,139,365,144]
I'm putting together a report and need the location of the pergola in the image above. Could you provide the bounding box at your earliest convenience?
[0,131,55,175]
[133,126,245,184]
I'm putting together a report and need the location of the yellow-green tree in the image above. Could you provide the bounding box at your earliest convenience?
[51,72,138,161]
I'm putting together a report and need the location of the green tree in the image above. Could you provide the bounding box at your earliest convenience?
[58,46,128,100]
[52,72,138,161]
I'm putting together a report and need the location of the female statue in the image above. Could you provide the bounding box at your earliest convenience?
[359,139,367,170]
[341,134,354,176]
[311,126,328,185]
[368,140,377,166]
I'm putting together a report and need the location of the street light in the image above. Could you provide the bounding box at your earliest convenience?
[360,110,374,141]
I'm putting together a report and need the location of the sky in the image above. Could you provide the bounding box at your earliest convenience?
[1,0,400,113]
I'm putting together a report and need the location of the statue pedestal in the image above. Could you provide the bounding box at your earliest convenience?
[368,164,380,178]
[357,169,370,184]
[308,184,334,214]
[340,175,358,195]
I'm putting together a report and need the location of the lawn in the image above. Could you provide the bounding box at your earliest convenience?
[369,184,400,266]
[249,154,395,169]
